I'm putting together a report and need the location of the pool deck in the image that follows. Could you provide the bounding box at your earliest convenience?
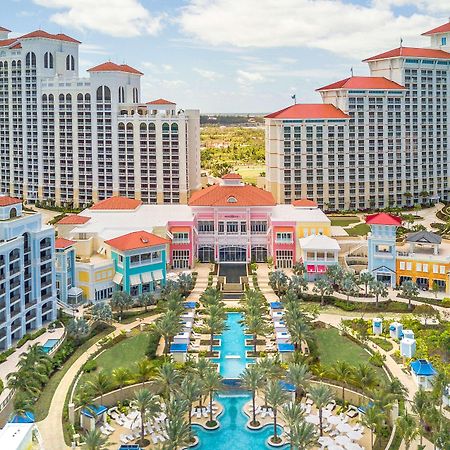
[0,326,65,411]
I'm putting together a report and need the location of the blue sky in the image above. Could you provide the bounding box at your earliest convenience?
[2,0,448,112]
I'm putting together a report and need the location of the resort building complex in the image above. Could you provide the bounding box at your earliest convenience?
[0,195,57,350]
[0,28,201,207]
[265,22,450,211]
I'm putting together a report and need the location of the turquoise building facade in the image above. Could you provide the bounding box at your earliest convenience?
[105,231,169,296]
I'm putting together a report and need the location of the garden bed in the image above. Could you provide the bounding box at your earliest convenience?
[369,337,394,352]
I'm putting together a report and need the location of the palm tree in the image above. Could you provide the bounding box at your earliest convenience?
[110,291,133,318]
[204,304,226,354]
[193,357,213,408]
[83,428,110,450]
[154,361,181,400]
[180,375,201,430]
[401,279,419,310]
[268,270,289,295]
[86,370,111,405]
[67,317,90,342]
[360,406,383,450]
[12,391,34,418]
[396,414,419,450]
[353,363,379,398]
[7,371,41,397]
[330,361,354,405]
[244,313,268,355]
[289,275,308,298]
[112,367,131,393]
[430,370,449,413]
[324,265,343,287]
[137,292,155,312]
[369,280,388,307]
[412,388,432,447]
[177,273,194,296]
[384,378,408,404]
[240,364,264,426]
[161,415,192,450]
[130,388,160,446]
[286,316,313,355]
[309,384,334,436]
[286,362,311,403]
[134,358,154,386]
[359,272,375,296]
[91,302,113,323]
[282,402,305,447]
[154,310,182,355]
[292,262,306,277]
[312,277,333,306]
[203,368,222,425]
[265,380,289,444]
[340,272,358,301]
[74,384,97,423]
[288,420,319,450]
[256,356,284,407]
[19,344,52,375]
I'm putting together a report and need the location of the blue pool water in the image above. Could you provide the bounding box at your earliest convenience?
[193,392,287,450]
[212,312,254,379]
[41,338,59,353]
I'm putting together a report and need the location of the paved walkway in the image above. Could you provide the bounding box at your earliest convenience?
[37,265,211,449]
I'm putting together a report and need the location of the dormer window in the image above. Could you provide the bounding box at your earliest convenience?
[227,196,237,203]
[442,36,447,46]
[141,237,149,244]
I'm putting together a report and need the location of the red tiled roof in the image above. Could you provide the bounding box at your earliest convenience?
[189,184,276,207]
[364,47,450,62]
[0,195,21,206]
[0,27,11,32]
[105,230,169,252]
[0,38,18,47]
[55,237,75,249]
[222,173,242,180]
[10,42,22,49]
[422,22,450,36]
[57,215,91,225]
[170,226,191,233]
[265,104,349,119]
[274,226,294,233]
[146,98,176,105]
[90,196,142,211]
[88,62,143,75]
[366,212,402,226]
[292,199,318,207]
[317,76,405,91]
[20,30,81,44]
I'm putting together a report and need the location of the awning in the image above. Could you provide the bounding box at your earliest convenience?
[316,265,327,273]
[307,264,316,273]
[275,227,293,233]
[141,272,153,284]
[170,227,191,233]
[112,273,123,285]
[152,270,164,281]
[130,275,141,286]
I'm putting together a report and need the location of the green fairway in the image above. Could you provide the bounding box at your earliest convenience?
[236,165,265,184]
[345,223,371,236]
[330,216,360,227]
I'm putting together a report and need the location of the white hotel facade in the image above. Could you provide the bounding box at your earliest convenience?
[0,27,201,207]
[266,22,450,211]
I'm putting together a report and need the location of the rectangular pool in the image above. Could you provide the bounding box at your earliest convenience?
[41,338,59,354]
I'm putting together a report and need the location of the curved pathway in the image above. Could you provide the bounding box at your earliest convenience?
[38,265,211,450]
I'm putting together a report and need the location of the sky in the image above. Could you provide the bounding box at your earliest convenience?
[2,0,449,112]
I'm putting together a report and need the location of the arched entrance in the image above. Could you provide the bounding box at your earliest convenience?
[198,245,215,263]
[219,246,247,262]
[251,246,267,263]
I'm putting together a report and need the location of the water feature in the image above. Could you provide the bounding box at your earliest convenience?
[193,391,287,450]
[212,312,254,379]
[40,338,59,354]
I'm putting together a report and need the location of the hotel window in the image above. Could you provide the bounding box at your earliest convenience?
[151,251,161,261]
[250,221,267,233]
[442,36,447,46]
[433,265,438,274]
[400,261,406,270]
[240,222,247,233]
[130,255,140,265]
[276,232,292,242]
[440,266,446,274]
[422,264,428,272]
[406,262,412,270]
[173,232,189,242]
[198,221,214,233]
[218,222,225,233]
[416,263,422,271]
[226,222,239,233]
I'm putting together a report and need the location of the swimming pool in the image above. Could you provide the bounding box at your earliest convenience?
[41,338,59,354]
[193,391,287,450]
[212,312,254,379]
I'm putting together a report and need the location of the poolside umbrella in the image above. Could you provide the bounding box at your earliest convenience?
[328,445,345,450]
[322,409,332,418]
[346,430,363,441]
[319,436,334,447]
[335,435,353,447]
[337,422,353,433]
[9,411,35,423]
[327,415,341,425]
[345,443,364,450]
[305,414,320,425]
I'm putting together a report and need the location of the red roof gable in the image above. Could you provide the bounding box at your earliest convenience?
[55,237,75,249]
[146,98,176,105]
[0,196,21,207]
[20,30,80,44]
[317,76,405,91]
[88,62,143,75]
[364,47,450,62]
[0,27,11,33]
[105,230,169,252]
[0,38,18,48]
[422,22,450,36]
[189,184,276,207]
[292,199,318,207]
[91,196,142,211]
[57,215,91,225]
[222,173,242,180]
[265,104,349,120]
[366,213,402,226]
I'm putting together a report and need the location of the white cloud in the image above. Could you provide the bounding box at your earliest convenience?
[33,0,164,37]
[237,70,265,85]
[193,68,221,80]
[80,44,108,55]
[179,0,442,59]
[142,62,173,73]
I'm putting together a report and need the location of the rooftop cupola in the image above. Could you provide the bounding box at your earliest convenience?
[220,173,243,186]
[422,20,450,50]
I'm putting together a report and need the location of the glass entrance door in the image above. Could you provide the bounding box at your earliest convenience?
[219,246,247,262]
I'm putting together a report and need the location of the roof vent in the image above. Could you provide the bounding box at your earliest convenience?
[227,196,237,203]
[141,237,149,243]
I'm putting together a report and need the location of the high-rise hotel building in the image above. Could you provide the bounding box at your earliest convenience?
[0,27,200,207]
[266,22,449,211]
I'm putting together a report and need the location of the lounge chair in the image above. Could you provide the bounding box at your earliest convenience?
[202,409,208,418]
[261,410,267,419]
[99,426,111,436]
[151,434,159,445]
[196,410,201,419]
[104,423,115,432]
[120,435,130,444]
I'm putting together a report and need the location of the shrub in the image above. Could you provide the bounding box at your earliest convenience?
[334,300,357,311]
[369,337,393,352]
[16,333,31,348]
[146,330,161,359]
[0,378,3,394]
[0,348,15,363]
[82,360,97,373]
[369,351,385,367]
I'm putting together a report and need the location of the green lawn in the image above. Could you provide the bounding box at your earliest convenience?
[77,331,160,390]
[235,165,265,184]
[345,223,371,236]
[330,216,360,227]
